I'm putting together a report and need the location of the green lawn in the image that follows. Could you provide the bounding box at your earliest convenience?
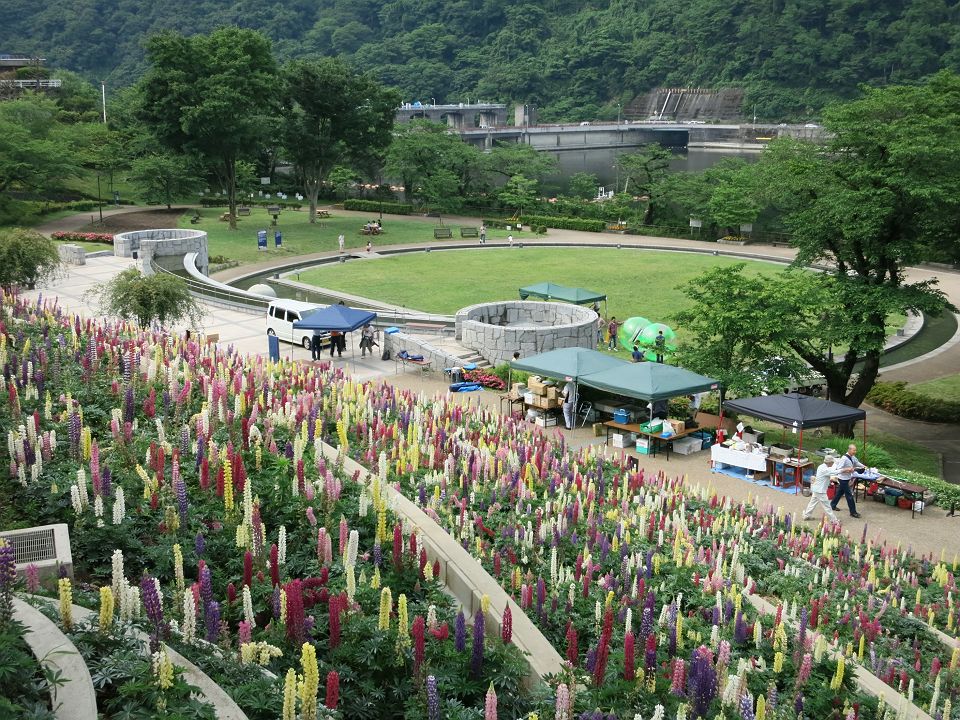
[910,374,960,403]
[181,207,533,265]
[297,247,781,321]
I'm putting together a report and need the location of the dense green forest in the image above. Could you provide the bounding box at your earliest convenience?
[3,0,959,119]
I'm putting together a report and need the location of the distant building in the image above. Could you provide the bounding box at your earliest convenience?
[0,55,61,100]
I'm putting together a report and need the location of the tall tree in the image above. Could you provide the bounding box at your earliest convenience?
[615,144,672,223]
[138,28,277,230]
[0,96,82,194]
[498,174,538,217]
[279,59,399,222]
[482,143,557,184]
[128,153,202,209]
[746,71,959,406]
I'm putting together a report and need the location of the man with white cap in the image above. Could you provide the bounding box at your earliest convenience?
[561,376,577,430]
[803,454,840,523]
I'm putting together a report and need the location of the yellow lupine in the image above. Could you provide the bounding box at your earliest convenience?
[379,587,392,631]
[99,586,114,632]
[299,643,319,720]
[282,668,297,720]
[59,578,73,631]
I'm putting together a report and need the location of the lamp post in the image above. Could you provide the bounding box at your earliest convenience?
[100,81,107,124]
[431,97,436,107]
[616,102,621,125]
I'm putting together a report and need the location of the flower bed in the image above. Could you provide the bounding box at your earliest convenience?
[0,293,537,719]
[51,231,114,245]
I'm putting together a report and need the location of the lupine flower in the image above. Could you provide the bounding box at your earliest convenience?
[502,606,512,644]
[141,574,164,632]
[484,682,497,720]
[324,670,339,711]
[300,643,319,720]
[205,600,220,643]
[427,675,440,720]
[555,683,570,720]
[624,630,635,681]
[25,563,39,594]
[471,608,485,677]
[285,580,305,645]
[0,540,15,624]
[565,622,578,665]
[455,610,466,652]
[593,608,613,687]
[412,615,426,672]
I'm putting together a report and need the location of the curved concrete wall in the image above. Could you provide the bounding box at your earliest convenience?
[114,229,209,277]
[456,300,597,365]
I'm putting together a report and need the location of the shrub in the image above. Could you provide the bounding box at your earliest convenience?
[51,231,114,244]
[866,381,960,424]
[464,369,506,390]
[520,214,606,232]
[343,199,413,215]
[817,436,895,470]
[0,228,62,289]
[877,469,960,509]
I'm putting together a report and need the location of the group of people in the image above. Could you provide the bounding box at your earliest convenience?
[337,232,375,254]
[803,443,866,523]
[601,316,666,362]
[310,323,378,360]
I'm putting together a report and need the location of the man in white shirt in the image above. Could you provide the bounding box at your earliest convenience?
[338,234,345,253]
[803,455,840,523]
[830,443,864,518]
[561,376,577,430]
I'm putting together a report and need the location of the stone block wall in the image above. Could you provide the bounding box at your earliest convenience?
[383,331,463,370]
[455,301,597,366]
[57,244,86,266]
[113,229,209,276]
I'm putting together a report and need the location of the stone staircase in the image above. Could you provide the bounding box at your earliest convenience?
[412,335,491,369]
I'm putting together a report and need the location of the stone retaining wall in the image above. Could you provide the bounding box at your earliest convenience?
[114,229,209,277]
[456,300,597,365]
[58,244,86,266]
[383,331,463,371]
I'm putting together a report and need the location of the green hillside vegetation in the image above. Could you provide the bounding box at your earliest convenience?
[3,0,959,119]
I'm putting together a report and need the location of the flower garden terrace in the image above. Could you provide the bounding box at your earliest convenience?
[1,293,959,720]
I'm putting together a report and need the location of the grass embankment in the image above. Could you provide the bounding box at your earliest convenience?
[911,374,960,403]
[180,206,533,265]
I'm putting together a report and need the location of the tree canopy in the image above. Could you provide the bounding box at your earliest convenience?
[0,228,62,290]
[90,268,202,328]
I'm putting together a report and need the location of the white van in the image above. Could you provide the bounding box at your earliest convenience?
[266,300,326,349]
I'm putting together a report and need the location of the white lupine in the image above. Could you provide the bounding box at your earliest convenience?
[111,550,125,601]
[651,705,665,720]
[624,607,633,636]
[242,586,256,628]
[112,487,125,525]
[277,526,287,565]
[70,485,83,515]
[76,468,89,507]
[182,592,196,643]
[347,530,359,567]
[94,495,104,527]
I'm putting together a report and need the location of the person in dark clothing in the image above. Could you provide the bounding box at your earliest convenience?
[830,443,864,518]
[329,331,342,357]
[654,330,666,363]
[631,345,643,362]
[311,330,323,361]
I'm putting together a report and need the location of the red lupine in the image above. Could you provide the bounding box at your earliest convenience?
[227,582,237,605]
[243,551,253,588]
[624,630,635,681]
[501,606,512,645]
[565,622,578,665]
[270,544,280,587]
[325,671,339,710]
[593,608,613,687]
[412,615,426,671]
[285,579,305,645]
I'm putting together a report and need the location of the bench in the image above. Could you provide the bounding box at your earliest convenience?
[460,226,479,238]
[433,227,453,239]
[396,355,432,374]
[219,213,233,222]
[190,214,201,224]
[316,210,330,218]
[237,207,251,216]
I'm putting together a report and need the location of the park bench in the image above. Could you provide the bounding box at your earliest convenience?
[237,207,251,216]
[460,226,479,238]
[190,213,201,224]
[316,209,331,218]
[433,227,453,239]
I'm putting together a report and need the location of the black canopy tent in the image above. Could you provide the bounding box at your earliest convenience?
[721,393,868,491]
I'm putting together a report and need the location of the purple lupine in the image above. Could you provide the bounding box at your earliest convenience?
[174,479,188,525]
[205,600,220,643]
[798,606,808,649]
[470,608,484,677]
[0,541,16,623]
[180,425,190,456]
[641,607,653,639]
[739,692,755,720]
[195,533,205,558]
[199,565,213,609]
[372,543,382,568]
[141,575,163,627]
[688,647,717,719]
[426,675,440,720]
[418,482,427,506]
[124,386,135,424]
[669,622,678,656]
[768,685,778,710]
[536,577,546,616]
[100,468,111,499]
[794,694,804,715]
[272,585,282,618]
[585,647,597,673]
[734,611,747,644]
[455,611,466,652]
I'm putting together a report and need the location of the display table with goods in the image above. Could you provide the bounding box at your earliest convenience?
[853,471,927,518]
[710,442,771,476]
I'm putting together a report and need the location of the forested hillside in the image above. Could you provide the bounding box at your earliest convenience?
[3,0,959,119]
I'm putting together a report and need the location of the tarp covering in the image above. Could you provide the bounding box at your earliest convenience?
[293,305,377,332]
[518,282,606,305]
[722,393,865,429]
[580,362,720,402]
[511,347,623,380]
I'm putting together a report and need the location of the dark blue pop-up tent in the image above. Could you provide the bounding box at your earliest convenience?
[293,305,377,332]
[293,305,378,366]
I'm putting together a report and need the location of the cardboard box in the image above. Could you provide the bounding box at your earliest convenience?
[526,377,547,395]
[667,419,686,434]
[612,432,636,448]
[523,392,535,405]
[512,382,526,395]
[635,439,651,455]
[673,437,703,455]
[535,414,557,428]
[546,387,559,401]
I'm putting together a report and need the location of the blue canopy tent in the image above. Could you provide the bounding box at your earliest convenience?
[293,305,378,366]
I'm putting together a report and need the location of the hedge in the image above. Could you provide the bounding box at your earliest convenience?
[874,468,960,509]
[343,199,413,215]
[866,381,960,424]
[198,199,303,210]
[521,214,606,232]
[51,231,113,245]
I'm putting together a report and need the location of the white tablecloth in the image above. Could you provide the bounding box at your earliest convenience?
[711,445,769,472]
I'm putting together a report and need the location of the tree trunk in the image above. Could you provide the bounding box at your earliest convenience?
[643,202,654,225]
[843,351,881,407]
[305,177,319,224]
[225,157,237,231]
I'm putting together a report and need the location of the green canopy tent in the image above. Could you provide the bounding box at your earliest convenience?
[511,347,624,380]
[579,362,720,419]
[518,282,607,307]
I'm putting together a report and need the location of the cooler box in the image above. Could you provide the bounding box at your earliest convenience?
[613,408,632,424]
[635,438,651,455]
[640,419,663,433]
[535,413,557,428]
[692,431,712,450]
[612,432,635,448]
[673,437,703,455]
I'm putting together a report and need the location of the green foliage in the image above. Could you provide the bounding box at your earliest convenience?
[279,58,400,218]
[566,172,599,200]
[816,437,895,470]
[0,95,84,194]
[519,214,605,232]
[89,268,202,328]
[343,199,413,215]
[128,153,202,209]
[867,381,960,424]
[0,620,56,720]
[137,28,278,228]
[6,1,960,119]
[0,228,62,289]
[497,174,538,216]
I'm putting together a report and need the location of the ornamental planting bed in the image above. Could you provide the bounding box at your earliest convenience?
[4,291,960,720]
[0,294,536,720]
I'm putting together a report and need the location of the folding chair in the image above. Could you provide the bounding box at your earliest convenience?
[577,401,593,428]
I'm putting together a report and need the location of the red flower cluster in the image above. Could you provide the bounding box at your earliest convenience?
[464,369,506,390]
[51,231,114,244]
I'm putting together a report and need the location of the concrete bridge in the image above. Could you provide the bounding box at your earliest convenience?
[395,102,508,129]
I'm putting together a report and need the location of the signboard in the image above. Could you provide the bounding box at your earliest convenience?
[740,223,753,233]
[257,230,267,250]
[260,177,270,185]
[689,218,702,228]
[267,334,280,362]
[274,230,282,248]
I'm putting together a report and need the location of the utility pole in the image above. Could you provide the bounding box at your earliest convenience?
[101,81,107,124]
[616,102,621,125]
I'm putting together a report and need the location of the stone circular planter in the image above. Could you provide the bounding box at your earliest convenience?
[113,229,210,276]
[455,300,598,366]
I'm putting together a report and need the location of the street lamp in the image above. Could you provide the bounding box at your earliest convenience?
[431,97,436,107]
[616,102,621,125]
